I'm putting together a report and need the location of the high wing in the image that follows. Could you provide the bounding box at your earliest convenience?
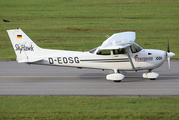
[99,32,135,50]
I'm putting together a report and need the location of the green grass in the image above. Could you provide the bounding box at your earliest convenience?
[0,0,179,59]
[0,96,179,120]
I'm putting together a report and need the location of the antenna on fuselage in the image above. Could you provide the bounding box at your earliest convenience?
[105,35,110,38]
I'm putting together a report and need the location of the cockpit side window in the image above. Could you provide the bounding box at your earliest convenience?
[97,50,111,55]
[113,49,126,55]
[130,43,142,53]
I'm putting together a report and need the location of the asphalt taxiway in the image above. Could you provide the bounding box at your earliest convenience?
[0,60,179,96]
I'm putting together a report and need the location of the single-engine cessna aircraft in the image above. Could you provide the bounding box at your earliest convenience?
[7,28,175,82]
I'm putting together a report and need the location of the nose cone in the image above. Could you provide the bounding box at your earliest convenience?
[167,52,175,58]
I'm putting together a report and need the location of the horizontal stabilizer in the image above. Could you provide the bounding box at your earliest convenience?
[18,58,43,63]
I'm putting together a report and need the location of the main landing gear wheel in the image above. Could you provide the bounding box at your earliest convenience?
[106,69,125,82]
[106,73,124,82]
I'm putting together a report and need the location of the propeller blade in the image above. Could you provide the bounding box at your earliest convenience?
[167,39,170,53]
[167,52,175,71]
[168,56,170,71]
[166,39,175,71]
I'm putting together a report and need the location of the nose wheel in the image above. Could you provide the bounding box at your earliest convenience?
[143,70,159,80]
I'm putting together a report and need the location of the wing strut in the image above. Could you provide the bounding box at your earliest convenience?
[125,47,136,70]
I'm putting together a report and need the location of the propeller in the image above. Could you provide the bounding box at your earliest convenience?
[167,39,175,70]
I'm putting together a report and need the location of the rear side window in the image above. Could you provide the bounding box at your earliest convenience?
[97,50,111,55]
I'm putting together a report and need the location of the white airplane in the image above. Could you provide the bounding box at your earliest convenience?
[7,28,175,82]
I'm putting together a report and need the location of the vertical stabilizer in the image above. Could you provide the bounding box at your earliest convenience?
[7,28,41,62]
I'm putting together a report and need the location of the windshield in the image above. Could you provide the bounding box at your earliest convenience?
[130,43,142,53]
[89,47,98,53]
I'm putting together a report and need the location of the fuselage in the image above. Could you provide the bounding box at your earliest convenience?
[34,43,166,71]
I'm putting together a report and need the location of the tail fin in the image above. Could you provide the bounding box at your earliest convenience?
[7,28,42,63]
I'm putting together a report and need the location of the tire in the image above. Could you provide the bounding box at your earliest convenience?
[114,80,121,82]
[150,78,156,80]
